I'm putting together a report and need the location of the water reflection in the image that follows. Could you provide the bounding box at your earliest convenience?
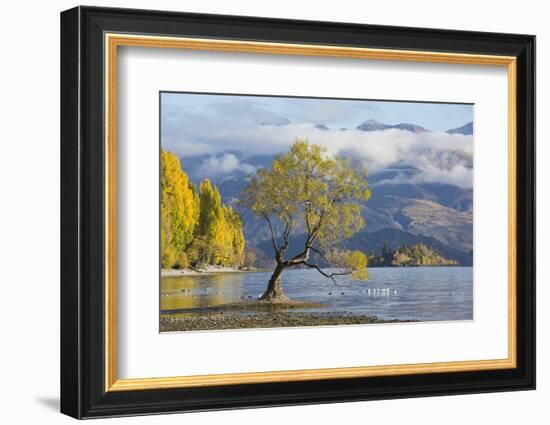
[160,267,473,321]
[161,273,244,311]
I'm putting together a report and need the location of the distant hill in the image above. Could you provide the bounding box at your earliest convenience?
[364,195,472,253]
[342,228,472,266]
[257,228,472,267]
[242,241,274,269]
[356,119,392,132]
[369,182,473,212]
[313,123,330,131]
[356,119,428,133]
[355,119,473,135]
[391,123,429,133]
[368,243,458,267]
[447,121,473,135]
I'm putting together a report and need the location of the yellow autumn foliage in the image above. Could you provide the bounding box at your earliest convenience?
[160,150,245,269]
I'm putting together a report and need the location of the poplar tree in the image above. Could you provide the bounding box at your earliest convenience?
[160,149,199,267]
[160,150,246,269]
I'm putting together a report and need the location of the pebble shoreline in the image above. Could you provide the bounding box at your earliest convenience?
[160,312,405,331]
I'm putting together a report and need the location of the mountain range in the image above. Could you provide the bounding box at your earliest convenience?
[356,119,429,133]
[178,119,474,266]
[308,119,473,135]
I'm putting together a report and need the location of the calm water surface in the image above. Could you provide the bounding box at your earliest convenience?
[161,267,473,322]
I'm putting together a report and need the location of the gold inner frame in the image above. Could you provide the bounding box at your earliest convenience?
[104,33,518,392]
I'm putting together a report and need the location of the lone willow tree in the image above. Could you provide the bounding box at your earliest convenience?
[240,140,371,301]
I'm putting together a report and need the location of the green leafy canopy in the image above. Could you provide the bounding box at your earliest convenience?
[240,140,371,282]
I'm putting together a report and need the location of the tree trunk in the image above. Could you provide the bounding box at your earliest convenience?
[260,263,288,301]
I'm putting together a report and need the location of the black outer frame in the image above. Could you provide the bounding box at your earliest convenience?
[60,5,536,419]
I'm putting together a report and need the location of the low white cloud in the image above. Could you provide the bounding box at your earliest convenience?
[198,153,256,178]
[163,113,473,188]
[413,163,473,188]
[373,163,473,188]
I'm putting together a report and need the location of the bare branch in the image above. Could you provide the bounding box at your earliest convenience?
[304,201,312,235]
[280,212,293,253]
[263,214,280,255]
[309,246,329,263]
[301,262,352,286]
[303,262,352,278]
[307,207,328,246]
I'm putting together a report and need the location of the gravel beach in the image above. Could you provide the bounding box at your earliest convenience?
[160,311,404,332]
[161,265,258,277]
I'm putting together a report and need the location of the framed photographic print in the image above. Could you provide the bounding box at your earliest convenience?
[60,6,536,419]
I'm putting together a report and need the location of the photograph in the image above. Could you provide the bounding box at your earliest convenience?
[159,92,474,332]
[57,5,536,419]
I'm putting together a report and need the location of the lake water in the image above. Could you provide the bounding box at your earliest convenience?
[161,266,473,322]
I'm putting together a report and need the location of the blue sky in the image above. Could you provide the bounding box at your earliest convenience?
[161,92,472,134]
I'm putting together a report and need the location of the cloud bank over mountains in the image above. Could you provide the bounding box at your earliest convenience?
[162,95,473,188]
[164,121,474,188]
